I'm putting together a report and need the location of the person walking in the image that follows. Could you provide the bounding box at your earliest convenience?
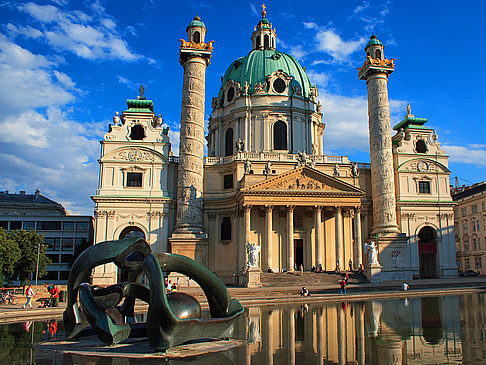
[340,278,347,295]
[49,284,60,307]
[22,284,35,308]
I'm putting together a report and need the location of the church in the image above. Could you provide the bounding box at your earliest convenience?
[91,8,456,286]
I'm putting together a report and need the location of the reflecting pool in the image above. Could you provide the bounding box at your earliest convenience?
[2,292,485,364]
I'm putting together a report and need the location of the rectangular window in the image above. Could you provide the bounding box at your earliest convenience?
[418,181,431,194]
[476,257,482,269]
[37,221,62,230]
[473,220,477,232]
[473,204,478,214]
[126,172,143,187]
[483,202,486,212]
[75,237,88,248]
[473,238,477,250]
[76,222,89,231]
[44,237,61,251]
[0,221,8,229]
[23,221,36,230]
[63,221,75,230]
[465,258,470,269]
[463,222,469,235]
[62,237,74,251]
[223,174,233,189]
[9,221,22,230]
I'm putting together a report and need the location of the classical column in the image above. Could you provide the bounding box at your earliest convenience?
[288,309,296,365]
[266,311,274,365]
[335,207,343,271]
[287,206,295,271]
[354,207,363,269]
[174,21,213,235]
[356,302,366,365]
[265,205,274,270]
[337,305,345,365]
[358,36,399,235]
[243,205,252,269]
[315,206,323,268]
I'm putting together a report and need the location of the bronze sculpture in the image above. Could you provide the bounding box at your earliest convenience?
[63,236,244,352]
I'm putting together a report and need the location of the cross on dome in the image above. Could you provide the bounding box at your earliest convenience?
[261,3,266,18]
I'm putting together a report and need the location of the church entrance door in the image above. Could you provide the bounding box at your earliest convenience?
[294,239,303,270]
[418,226,438,278]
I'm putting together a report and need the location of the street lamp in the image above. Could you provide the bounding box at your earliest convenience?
[35,239,41,286]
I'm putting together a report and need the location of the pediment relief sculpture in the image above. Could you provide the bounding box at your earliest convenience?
[261,171,338,191]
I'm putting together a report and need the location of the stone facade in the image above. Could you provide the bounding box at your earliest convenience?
[91,97,177,285]
[92,13,457,285]
[452,181,486,274]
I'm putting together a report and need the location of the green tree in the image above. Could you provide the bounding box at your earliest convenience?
[0,228,21,286]
[10,229,50,287]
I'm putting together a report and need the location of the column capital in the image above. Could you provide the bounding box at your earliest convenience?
[265,205,274,212]
[354,206,362,213]
[334,206,342,213]
[287,205,295,212]
[314,205,324,211]
[243,204,252,212]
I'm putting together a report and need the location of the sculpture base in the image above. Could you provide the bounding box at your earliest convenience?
[366,233,413,282]
[364,264,383,283]
[169,232,208,267]
[243,267,262,288]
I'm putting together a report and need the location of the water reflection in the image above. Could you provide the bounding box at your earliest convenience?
[0,294,480,364]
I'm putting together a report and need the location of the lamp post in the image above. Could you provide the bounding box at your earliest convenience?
[35,239,41,286]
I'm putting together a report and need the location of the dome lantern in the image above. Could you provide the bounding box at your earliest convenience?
[365,34,384,60]
[251,4,276,50]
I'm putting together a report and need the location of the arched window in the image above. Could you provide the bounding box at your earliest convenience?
[193,31,200,44]
[273,121,287,150]
[264,34,269,49]
[256,36,260,48]
[415,139,427,153]
[221,217,231,240]
[225,128,233,156]
[375,49,382,59]
[130,125,145,140]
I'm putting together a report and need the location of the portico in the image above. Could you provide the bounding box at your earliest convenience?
[238,166,365,273]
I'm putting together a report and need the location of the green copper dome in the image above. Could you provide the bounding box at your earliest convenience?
[218,49,314,101]
[366,35,382,48]
[186,16,206,31]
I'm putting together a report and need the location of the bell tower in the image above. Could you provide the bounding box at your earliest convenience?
[169,16,213,266]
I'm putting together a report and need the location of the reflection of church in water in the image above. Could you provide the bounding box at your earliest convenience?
[91,7,456,285]
[234,297,462,364]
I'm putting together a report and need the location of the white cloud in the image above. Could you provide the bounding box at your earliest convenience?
[319,92,406,154]
[353,1,370,15]
[306,70,330,87]
[303,22,318,30]
[249,3,258,17]
[315,29,366,62]
[443,145,486,167]
[15,2,143,61]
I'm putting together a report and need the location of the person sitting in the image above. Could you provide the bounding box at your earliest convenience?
[401,282,409,291]
[300,287,310,297]
[357,264,363,276]
[267,267,273,273]
[311,266,316,272]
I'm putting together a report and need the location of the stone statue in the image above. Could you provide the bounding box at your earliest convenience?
[317,101,322,113]
[243,81,249,95]
[157,114,164,126]
[246,242,261,268]
[431,130,438,142]
[244,159,252,174]
[364,240,379,267]
[406,103,411,115]
[264,161,272,177]
[297,151,307,167]
[333,163,340,177]
[352,162,359,177]
[235,138,244,153]
[63,237,243,352]
[139,84,145,99]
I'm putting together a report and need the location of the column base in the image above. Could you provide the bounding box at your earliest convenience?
[169,232,208,267]
[364,264,383,283]
[243,267,262,288]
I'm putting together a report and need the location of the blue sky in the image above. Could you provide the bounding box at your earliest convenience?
[0,0,484,215]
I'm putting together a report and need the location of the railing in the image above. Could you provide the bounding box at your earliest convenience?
[204,152,371,168]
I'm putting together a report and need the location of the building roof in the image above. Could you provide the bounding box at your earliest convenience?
[452,181,486,201]
[0,189,67,214]
[126,98,154,113]
[393,115,429,131]
[218,49,314,100]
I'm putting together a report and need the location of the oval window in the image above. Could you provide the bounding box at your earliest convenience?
[273,78,286,93]
[227,87,235,102]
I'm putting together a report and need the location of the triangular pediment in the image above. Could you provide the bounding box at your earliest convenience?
[241,166,365,195]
